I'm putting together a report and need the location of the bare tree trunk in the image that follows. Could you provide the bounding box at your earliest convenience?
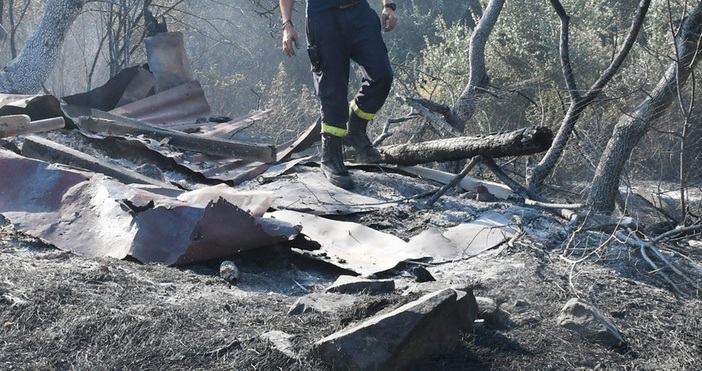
[588,2,702,213]
[525,0,650,193]
[451,0,505,132]
[0,0,87,94]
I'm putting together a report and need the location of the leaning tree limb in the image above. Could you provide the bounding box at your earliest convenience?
[452,0,506,131]
[588,1,702,212]
[379,126,553,166]
[525,0,651,193]
[397,96,461,137]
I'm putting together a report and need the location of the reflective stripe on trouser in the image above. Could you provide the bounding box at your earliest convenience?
[307,0,393,133]
[321,123,347,137]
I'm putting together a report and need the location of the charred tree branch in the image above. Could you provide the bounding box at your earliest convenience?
[379,126,553,166]
[372,111,419,146]
[423,156,482,209]
[397,96,461,137]
[526,0,651,193]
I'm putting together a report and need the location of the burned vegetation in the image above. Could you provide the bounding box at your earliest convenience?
[1,1,701,371]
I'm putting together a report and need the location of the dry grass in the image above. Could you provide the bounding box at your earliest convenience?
[1,200,701,371]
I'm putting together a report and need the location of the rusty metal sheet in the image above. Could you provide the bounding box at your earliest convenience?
[256,156,312,184]
[269,210,428,276]
[275,118,320,162]
[72,118,320,185]
[407,212,519,262]
[198,109,272,138]
[0,149,300,265]
[117,66,156,107]
[176,184,274,217]
[131,197,299,265]
[165,109,271,135]
[145,32,194,93]
[79,114,276,163]
[109,80,211,127]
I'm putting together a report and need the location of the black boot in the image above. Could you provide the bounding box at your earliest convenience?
[345,112,382,164]
[321,133,354,190]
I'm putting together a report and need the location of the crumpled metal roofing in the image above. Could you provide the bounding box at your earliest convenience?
[407,212,519,262]
[62,65,152,112]
[108,80,211,127]
[74,117,320,184]
[0,148,300,265]
[268,210,429,276]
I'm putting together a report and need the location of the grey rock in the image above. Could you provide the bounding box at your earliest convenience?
[325,275,395,295]
[557,298,626,349]
[410,266,435,282]
[455,289,479,330]
[288,293,360,316]
[313,288,460,370]
[475,296,511,328]
[402,281,478,331]
[219,260,239,284]
[260,330,297,360]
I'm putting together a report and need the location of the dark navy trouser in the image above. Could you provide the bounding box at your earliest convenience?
[306,0,393,137]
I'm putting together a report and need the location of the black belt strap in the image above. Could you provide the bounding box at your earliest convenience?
[338,0,361,9]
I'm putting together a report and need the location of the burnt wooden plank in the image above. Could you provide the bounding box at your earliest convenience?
[1,115,65,138]
[22,135,177,189]
[80,110,276,162]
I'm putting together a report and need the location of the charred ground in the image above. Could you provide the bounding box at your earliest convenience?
[1,168,700,371]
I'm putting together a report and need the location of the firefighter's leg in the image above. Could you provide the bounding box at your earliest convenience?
[320,133,353,189]
[309,12,354,189]
[345,104,382,163]
[345,3,393,163]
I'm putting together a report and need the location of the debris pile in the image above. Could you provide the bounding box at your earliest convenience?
[0,30,521,270]
[4,31,674,370]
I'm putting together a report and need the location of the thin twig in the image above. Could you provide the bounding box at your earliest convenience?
[525,199,584,210]
[422,156,481,209]
[652,222,702,242]
[640,245,686,296]
[372,112,418,146]
[615,230,696,296]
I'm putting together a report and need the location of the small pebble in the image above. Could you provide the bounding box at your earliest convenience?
[220,260,240,284]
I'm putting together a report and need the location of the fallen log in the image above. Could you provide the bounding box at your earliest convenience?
[378,126,553,165]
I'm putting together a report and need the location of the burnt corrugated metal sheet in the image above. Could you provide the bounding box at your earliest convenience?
[73,119,320,185]
[109,80,211,127]
[0,149,300,265]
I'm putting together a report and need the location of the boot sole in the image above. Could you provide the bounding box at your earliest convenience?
[321,168,354,190]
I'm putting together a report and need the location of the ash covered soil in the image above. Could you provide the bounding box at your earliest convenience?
[1,165,701,370]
